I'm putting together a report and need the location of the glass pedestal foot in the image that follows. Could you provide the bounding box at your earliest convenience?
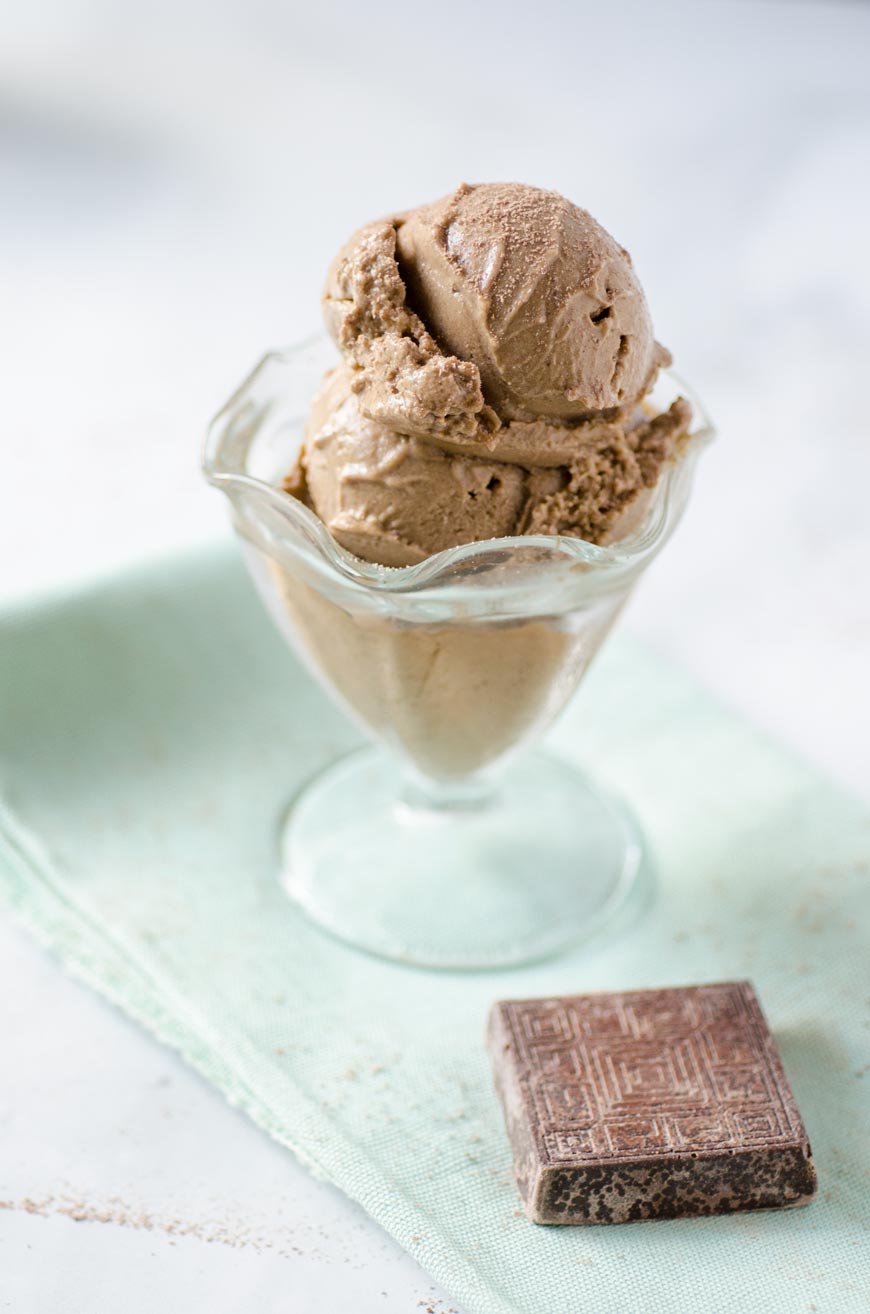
[280,748,642,970]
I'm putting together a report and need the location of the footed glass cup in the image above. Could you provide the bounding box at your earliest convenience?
[204,339,712,969]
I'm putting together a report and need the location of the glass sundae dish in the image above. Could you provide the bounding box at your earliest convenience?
[203,185,713,968]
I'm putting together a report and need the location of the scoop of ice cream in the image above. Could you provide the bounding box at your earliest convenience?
[324,183,669,437]
[288,365,691,567]
[395,183,668,421]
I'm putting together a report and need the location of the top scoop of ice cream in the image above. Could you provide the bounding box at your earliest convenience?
[324,182,669,427]
[393,182,667,421]
[294,182,691,566]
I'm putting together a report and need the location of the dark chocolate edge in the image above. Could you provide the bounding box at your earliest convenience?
[737,981,818,1170]
[533,1142,817,1226]
[486,1002,542,1217]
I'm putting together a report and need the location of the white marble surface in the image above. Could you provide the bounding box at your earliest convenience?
[1,2,869,1310]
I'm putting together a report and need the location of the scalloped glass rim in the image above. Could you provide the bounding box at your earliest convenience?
[203,337,714,597]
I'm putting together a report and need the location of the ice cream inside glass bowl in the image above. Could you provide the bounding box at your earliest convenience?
[204,183,713,969]
[293,181,693,565]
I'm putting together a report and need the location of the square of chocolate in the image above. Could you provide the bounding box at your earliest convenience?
[487,981,817,1225]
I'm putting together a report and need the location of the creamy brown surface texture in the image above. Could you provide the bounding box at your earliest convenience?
[286,182,691,567]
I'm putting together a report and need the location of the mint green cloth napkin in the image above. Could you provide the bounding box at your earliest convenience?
[1,546,867,1314]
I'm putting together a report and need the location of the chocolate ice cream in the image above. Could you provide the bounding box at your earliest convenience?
[287,182,691,566]
[394,182,665,421]
[244,183,702,780]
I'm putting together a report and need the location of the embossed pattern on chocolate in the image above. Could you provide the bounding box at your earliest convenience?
[487,982,817,1225]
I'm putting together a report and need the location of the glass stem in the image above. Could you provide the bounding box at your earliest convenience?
[400,762,502,816]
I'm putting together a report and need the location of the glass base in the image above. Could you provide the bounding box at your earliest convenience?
[280,749,642,970]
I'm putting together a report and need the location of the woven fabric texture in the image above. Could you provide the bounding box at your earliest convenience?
[1,546,867,1314]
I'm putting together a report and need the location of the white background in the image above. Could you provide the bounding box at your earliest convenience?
[1,2,868,1310]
